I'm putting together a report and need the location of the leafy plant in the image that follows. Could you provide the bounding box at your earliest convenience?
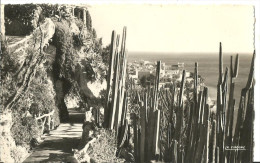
[52,19,77,80]
[38,4,59,18]
[101,44,111,66]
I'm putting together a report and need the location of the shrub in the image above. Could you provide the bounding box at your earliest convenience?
[87,129,125,162]
[101,44,111,66]
[11,114,41,147]
[140,74,155,88]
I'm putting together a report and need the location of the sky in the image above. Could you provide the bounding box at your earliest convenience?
[88,4,255,54]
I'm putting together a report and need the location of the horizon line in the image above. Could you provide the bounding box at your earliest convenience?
[127,51,254,55]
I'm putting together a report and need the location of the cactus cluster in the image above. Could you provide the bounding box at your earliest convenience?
[127,44,254,162]
[102,32,255,162]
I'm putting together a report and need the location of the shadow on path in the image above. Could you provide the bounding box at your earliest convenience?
[23,109,84,163]
[68,109,85,124]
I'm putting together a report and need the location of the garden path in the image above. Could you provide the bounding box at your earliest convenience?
[23,109,84,163]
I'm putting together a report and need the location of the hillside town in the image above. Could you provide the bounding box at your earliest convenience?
[128,59,198,87]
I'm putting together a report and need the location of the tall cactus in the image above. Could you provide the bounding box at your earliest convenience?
[139,100,146,163]
[104,31,116,128]
[179,70,186,107]
[218,42,223,84]
[115,29,127,130]
[215,42,229,163]
[104,27,128,130]
[153,110,161,158]
[109,44,120,129]
[233,51,255,162]
[225,54,239,156]
[153,61,161,110]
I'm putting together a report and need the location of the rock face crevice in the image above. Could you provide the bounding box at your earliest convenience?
[53,79,70,122]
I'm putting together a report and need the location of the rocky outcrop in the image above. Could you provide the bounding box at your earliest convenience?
[1,5,5,37]
[75,64,106,100]
[51,17,106,116]
[0,111,28,163]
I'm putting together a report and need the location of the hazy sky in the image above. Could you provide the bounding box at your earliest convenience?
[89,4,255,54]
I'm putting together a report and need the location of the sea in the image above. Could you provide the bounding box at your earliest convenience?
[127,52,254,110]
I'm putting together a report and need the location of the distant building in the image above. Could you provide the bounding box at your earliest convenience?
[165,64,180,76]
[166,69,179,75]
[166,64,179,70]
[170,65,179,70]
[185,71,191,78]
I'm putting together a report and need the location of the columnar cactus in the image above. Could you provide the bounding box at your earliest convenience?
[106,39,255,163]
[104,27,128,130]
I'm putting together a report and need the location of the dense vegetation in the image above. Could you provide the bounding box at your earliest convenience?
[4,4,39,35]
[140,74,155,87]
